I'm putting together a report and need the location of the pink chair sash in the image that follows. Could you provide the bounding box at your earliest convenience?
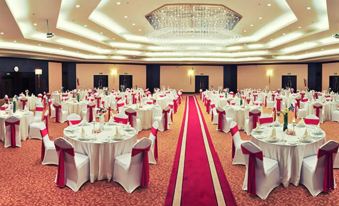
[217,110,225,131]
[230,125,239,159]
[249,111,261,129]
[114,116,128,124]
[162,109,170,131]
[53,105,62,123]
[276,98,282,112]
[317,143,338,193]
[271,94,275,101]
[0,105,8,110]
[125,111,137,127]
[173,99,178,114]
[131,146,151,187]
[304,118,320,125]
[241,145,263,196]
[259,116,273,124]
[40,128,48,161]
[151,127,158,161]
[132,93,137,104]
[210,104,216,121]
[5,120,20,148]
[246,98,250,105]
[68,120,81,126]
[117,102,125,113]
[95,97,101,108]
[301,98,308,102]
[253,94,258,102]
[206,99,211,113]
[313,105,323,118]
[87,105,95,122]
[55,144,75,188]
[4,97,9,104]
[300,92,305,100]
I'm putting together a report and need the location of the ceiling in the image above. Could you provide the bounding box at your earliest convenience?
[0,0,338,64]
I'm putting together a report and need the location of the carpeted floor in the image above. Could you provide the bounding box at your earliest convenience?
[0,95,338,205]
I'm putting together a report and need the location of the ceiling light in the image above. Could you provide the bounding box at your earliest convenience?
[250,24,254,27]
[83,24,87,27]
[132,23,136,26]
[282,33,286,35]
[75,4,80,8]
[138,29,142,32]
[258,17,263,20]
[13,40,17,43]
[124,16,128,19]
[0,32,4,35]
[116,2,121,5]
[306,6,311,10]
[38,43,41,46]
[243,30,247,33]
[33,23,37,26]
[60,48,63,50]
[267,3,271,7]
[100,32,103,34]
[298,26,302,29]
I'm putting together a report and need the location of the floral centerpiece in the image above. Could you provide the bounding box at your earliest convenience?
[280,104,295,131]
[96,107,107,124]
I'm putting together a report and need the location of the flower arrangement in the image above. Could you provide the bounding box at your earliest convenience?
[280,104,294,131]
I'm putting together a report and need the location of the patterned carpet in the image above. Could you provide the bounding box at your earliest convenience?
[0,95,338,205]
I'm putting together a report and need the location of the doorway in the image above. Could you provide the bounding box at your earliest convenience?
[329,76,339,93]
[93,75,108,89]
[195,75,209,93]
[282,75,297,92]
[119,75,133,91]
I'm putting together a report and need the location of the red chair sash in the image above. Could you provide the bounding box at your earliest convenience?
[107,107,112,121]
[313,105,323,118]
[131,146,151,187]
[40,128,48,161]
[55,146,75,188]
[276,98,282,112]
[5,120,20,148]
[253,94,258,102]
[230,125,239,159]
[271,94,275,101]
[206,99,211,113]
[0,105,8,110]
[36,106,44,112]
[249,111,261,129]
[317,145,339,193]
[300,92,305,100]
[259,117,273,124]
[246,98,250,105]
[301,98,308,102]
[132,93,137,104]
[87,105,95,122]
[68,120,81,126]
[151,127,158,161]
[53,105,62,123]
[20,99,28,110]
[217,110,225,131]
[162,109,170,131]
[114,116,128,124]
[173,99,178,113]
[241,145,263,196]
[95,97,101,108]
[117,102,125,112]
[125,111,137,127]
[304,118,320,125]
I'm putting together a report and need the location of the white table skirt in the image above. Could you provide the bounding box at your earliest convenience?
[64,125,137,183]
[251,125,325,187]
[0,110,34,141]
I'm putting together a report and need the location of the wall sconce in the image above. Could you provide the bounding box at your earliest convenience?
[266,69,273,89]
[188,69,195,84]
[111,69,118,83]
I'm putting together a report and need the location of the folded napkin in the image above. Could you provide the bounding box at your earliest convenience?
[271,127,277,139]
[303,129,309,140]
[297,119,305,126]
[80,127,86,137]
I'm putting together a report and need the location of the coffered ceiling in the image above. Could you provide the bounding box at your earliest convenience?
[0,0,338,64]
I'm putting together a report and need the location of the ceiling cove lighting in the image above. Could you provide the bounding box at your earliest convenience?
[142,57,265,62]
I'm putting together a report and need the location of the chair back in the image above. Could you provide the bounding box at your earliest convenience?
[249,109,261,129]
[114,113,128,124]
[304,114,320,125]
[5,116,20,148]
[313,102,323,118]
[230,121,241,159]
[131,138,152,164]
[67,113,82,126]
[125,108,137,127]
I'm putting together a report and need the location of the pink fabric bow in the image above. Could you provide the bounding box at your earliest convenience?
[230,125,239,159]
[87,105,95,122]
[40,128,48,161]
[20,99,28,110]
[55,144,75,188]
[313,105,322,118]
[132,146,151,187]
[162,109,170,131]
[151,127,158,161]
[217,109,225,131]
[249,111,261,129]
[125,111,137,127]
[114,116,128,124]
[5,120,20,148]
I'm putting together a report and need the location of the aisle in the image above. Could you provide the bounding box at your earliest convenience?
[165,96,236,206]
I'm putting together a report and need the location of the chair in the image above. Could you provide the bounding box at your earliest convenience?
[40,126,58,165]
[29,111,49,139]
[125,108,141,131]
[259,114,274,125]
[230,122,248,165]
[114,113,128,124]
[116,100,125,113]
[210,103,218,125]
[85,103,96,122]
[216,107,232,133]
[245,109,261,135]
[300,140,339,196]
[19,97,28,110]
[113,138,152,193]
[67,113,82,126]
[158,107,170,132]
[241,142,280,200]
[33,106,44,122]
[148,121,159,164]
[54,138,89,192]
[4,116,21,148]
[313,103,324,123]
[53,103,67,123]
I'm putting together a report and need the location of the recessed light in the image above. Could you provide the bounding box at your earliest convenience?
[116,2,121,5]
[0,32,4,35]
[306,6,311,10]
[267,3,271,7]
[75,4,80,8]
[138,29,142,32]
[243,29,247,33]
[100,32,103,34]
[283,33,286,35]
[298,26,302,29]
[132,23,136,26]
[33,23,37,26]
[250,24,254,27]
[60,48,63,50]
[38,43,41,46]
[124,16,128,19]
[258,17,263,20]
[83,24,87,27]
[13,40,17,43]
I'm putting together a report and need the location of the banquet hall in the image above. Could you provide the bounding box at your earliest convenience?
[0,0,339,205]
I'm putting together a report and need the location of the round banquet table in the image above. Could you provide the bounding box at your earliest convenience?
[155,96,171,109]
[225,105,259,130]
[125,104,158,130]
[62,100,87,115]
[63,122,137,183]
[0,110,34,141]
[251,123,325,187]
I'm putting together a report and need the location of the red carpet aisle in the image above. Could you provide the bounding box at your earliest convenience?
[165,96,236,206]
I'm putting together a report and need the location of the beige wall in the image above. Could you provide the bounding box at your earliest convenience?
[160,65,223,92]
[76,64,146,90]
[237,64,308,90]
[48,62,62,92]
[322,62,339,90]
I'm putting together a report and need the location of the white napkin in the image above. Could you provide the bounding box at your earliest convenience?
[80,127,85,137]
[298,119,305,126]
[303,129,309,140]
[271,127,277,139]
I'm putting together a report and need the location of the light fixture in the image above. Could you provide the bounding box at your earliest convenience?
[35,68,42,75]
[258,17,263,20]
[267,3,271,7]
[188,68,195,84]
[111,69,117,76]
[298,26,302,29]
[14,66,19,72]
[116,2,121,5]
[124,16,128,19]
[0,32,4,35]
[306,6,311,10]
[250,24,254,27]
[84,24,87,27]
[75,4,80,8]
[33,23,37,26]
[132,23,136,26]
[145,4,242,41]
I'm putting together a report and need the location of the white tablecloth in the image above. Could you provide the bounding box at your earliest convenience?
[251,124,325,187]
[0,110,34,141]
[63,122,137,183]
[125,104,156,130]
[63,100,87,115]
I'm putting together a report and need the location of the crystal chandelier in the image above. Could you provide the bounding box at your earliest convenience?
[145,4,242,41]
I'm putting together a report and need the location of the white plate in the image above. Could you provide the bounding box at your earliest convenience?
[300,139,313,143]
[266,139,279,143]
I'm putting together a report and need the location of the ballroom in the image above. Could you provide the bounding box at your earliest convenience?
[0,0,338,205]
